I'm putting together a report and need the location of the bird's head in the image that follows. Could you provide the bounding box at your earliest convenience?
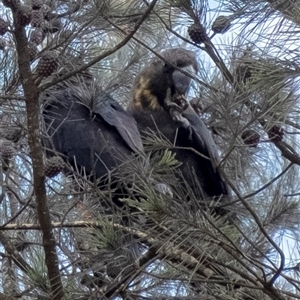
[131,48,198,111]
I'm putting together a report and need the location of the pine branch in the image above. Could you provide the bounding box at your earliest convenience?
[0,231,33,274]
[12,10,63,300]
[0,220,256,289]
[38,0,160,93]
[0,293,17,300]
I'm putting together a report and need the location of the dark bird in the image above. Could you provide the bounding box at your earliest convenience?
[41,82,146,286]
[42,85,143,181]
[128,48,228,210]
[131,48,198,113]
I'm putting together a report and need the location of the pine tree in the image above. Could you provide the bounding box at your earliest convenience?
[0,0,300,299]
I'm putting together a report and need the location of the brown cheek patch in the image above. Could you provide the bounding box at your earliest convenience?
[133,76,163,111]
[149,95,162,110]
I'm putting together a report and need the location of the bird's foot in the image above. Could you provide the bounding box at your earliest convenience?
[164,98,184,114]
[163,89,190,127]
[164,90,189,113]
[171,93,189,112]
[169,108,190,128]
[165,99,191,128]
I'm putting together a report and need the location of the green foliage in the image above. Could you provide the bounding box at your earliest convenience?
[26,251,49,293]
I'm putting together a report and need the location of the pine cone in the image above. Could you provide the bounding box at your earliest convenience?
[31,9,44,27]
[37,51,58,77]
[28,42,38,61]
[0,38,6,51]
[188,23,207,44]
[44,156,65,178]
[16,6,32,27]
[31,0,43,10]
[241,129,260,148]
[0,140,15,158]
[30,28,45,45]
[2,0,21,9]
[267,125,284,142]
[0,19,9,36]
[212,16,231,34]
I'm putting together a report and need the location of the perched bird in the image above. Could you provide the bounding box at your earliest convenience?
[41,58,171,204]
[41,82,146,285]
[42,85,143,181]
[128,48,228,211]
[132,48,198,112]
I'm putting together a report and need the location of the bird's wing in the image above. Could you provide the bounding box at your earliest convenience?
[181,105,229,197]
[182,105,220,170]
[94,92,144,153]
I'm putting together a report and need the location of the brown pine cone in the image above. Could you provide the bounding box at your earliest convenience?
[30,28,45,45]
[36,51,58,77]
[0,140,15,158]
[0,19,9,36]
[31,9,44,27]
[28,42,38,61]
[16,5,32,27]
[241,129,260,148]
[44,156,65,178]
[188,23,207,44]
[268,125,284,142]
[212,16,231,34]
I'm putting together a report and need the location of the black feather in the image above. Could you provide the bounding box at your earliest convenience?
[129,48,229,215]
[42,87,143,179]
[128,105,228,199]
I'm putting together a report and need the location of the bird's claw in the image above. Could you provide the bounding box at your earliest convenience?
[163,89,191,127]
[164,90,189,113]
[169,108,190,128]
[164,99,184,114]
[171,93,189,112]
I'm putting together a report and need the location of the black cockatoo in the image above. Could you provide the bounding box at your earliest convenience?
[128,48,228,211]
[41,83,147,283]
[42,85,143,184]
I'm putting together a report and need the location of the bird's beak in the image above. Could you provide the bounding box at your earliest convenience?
[172,65,196,96]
